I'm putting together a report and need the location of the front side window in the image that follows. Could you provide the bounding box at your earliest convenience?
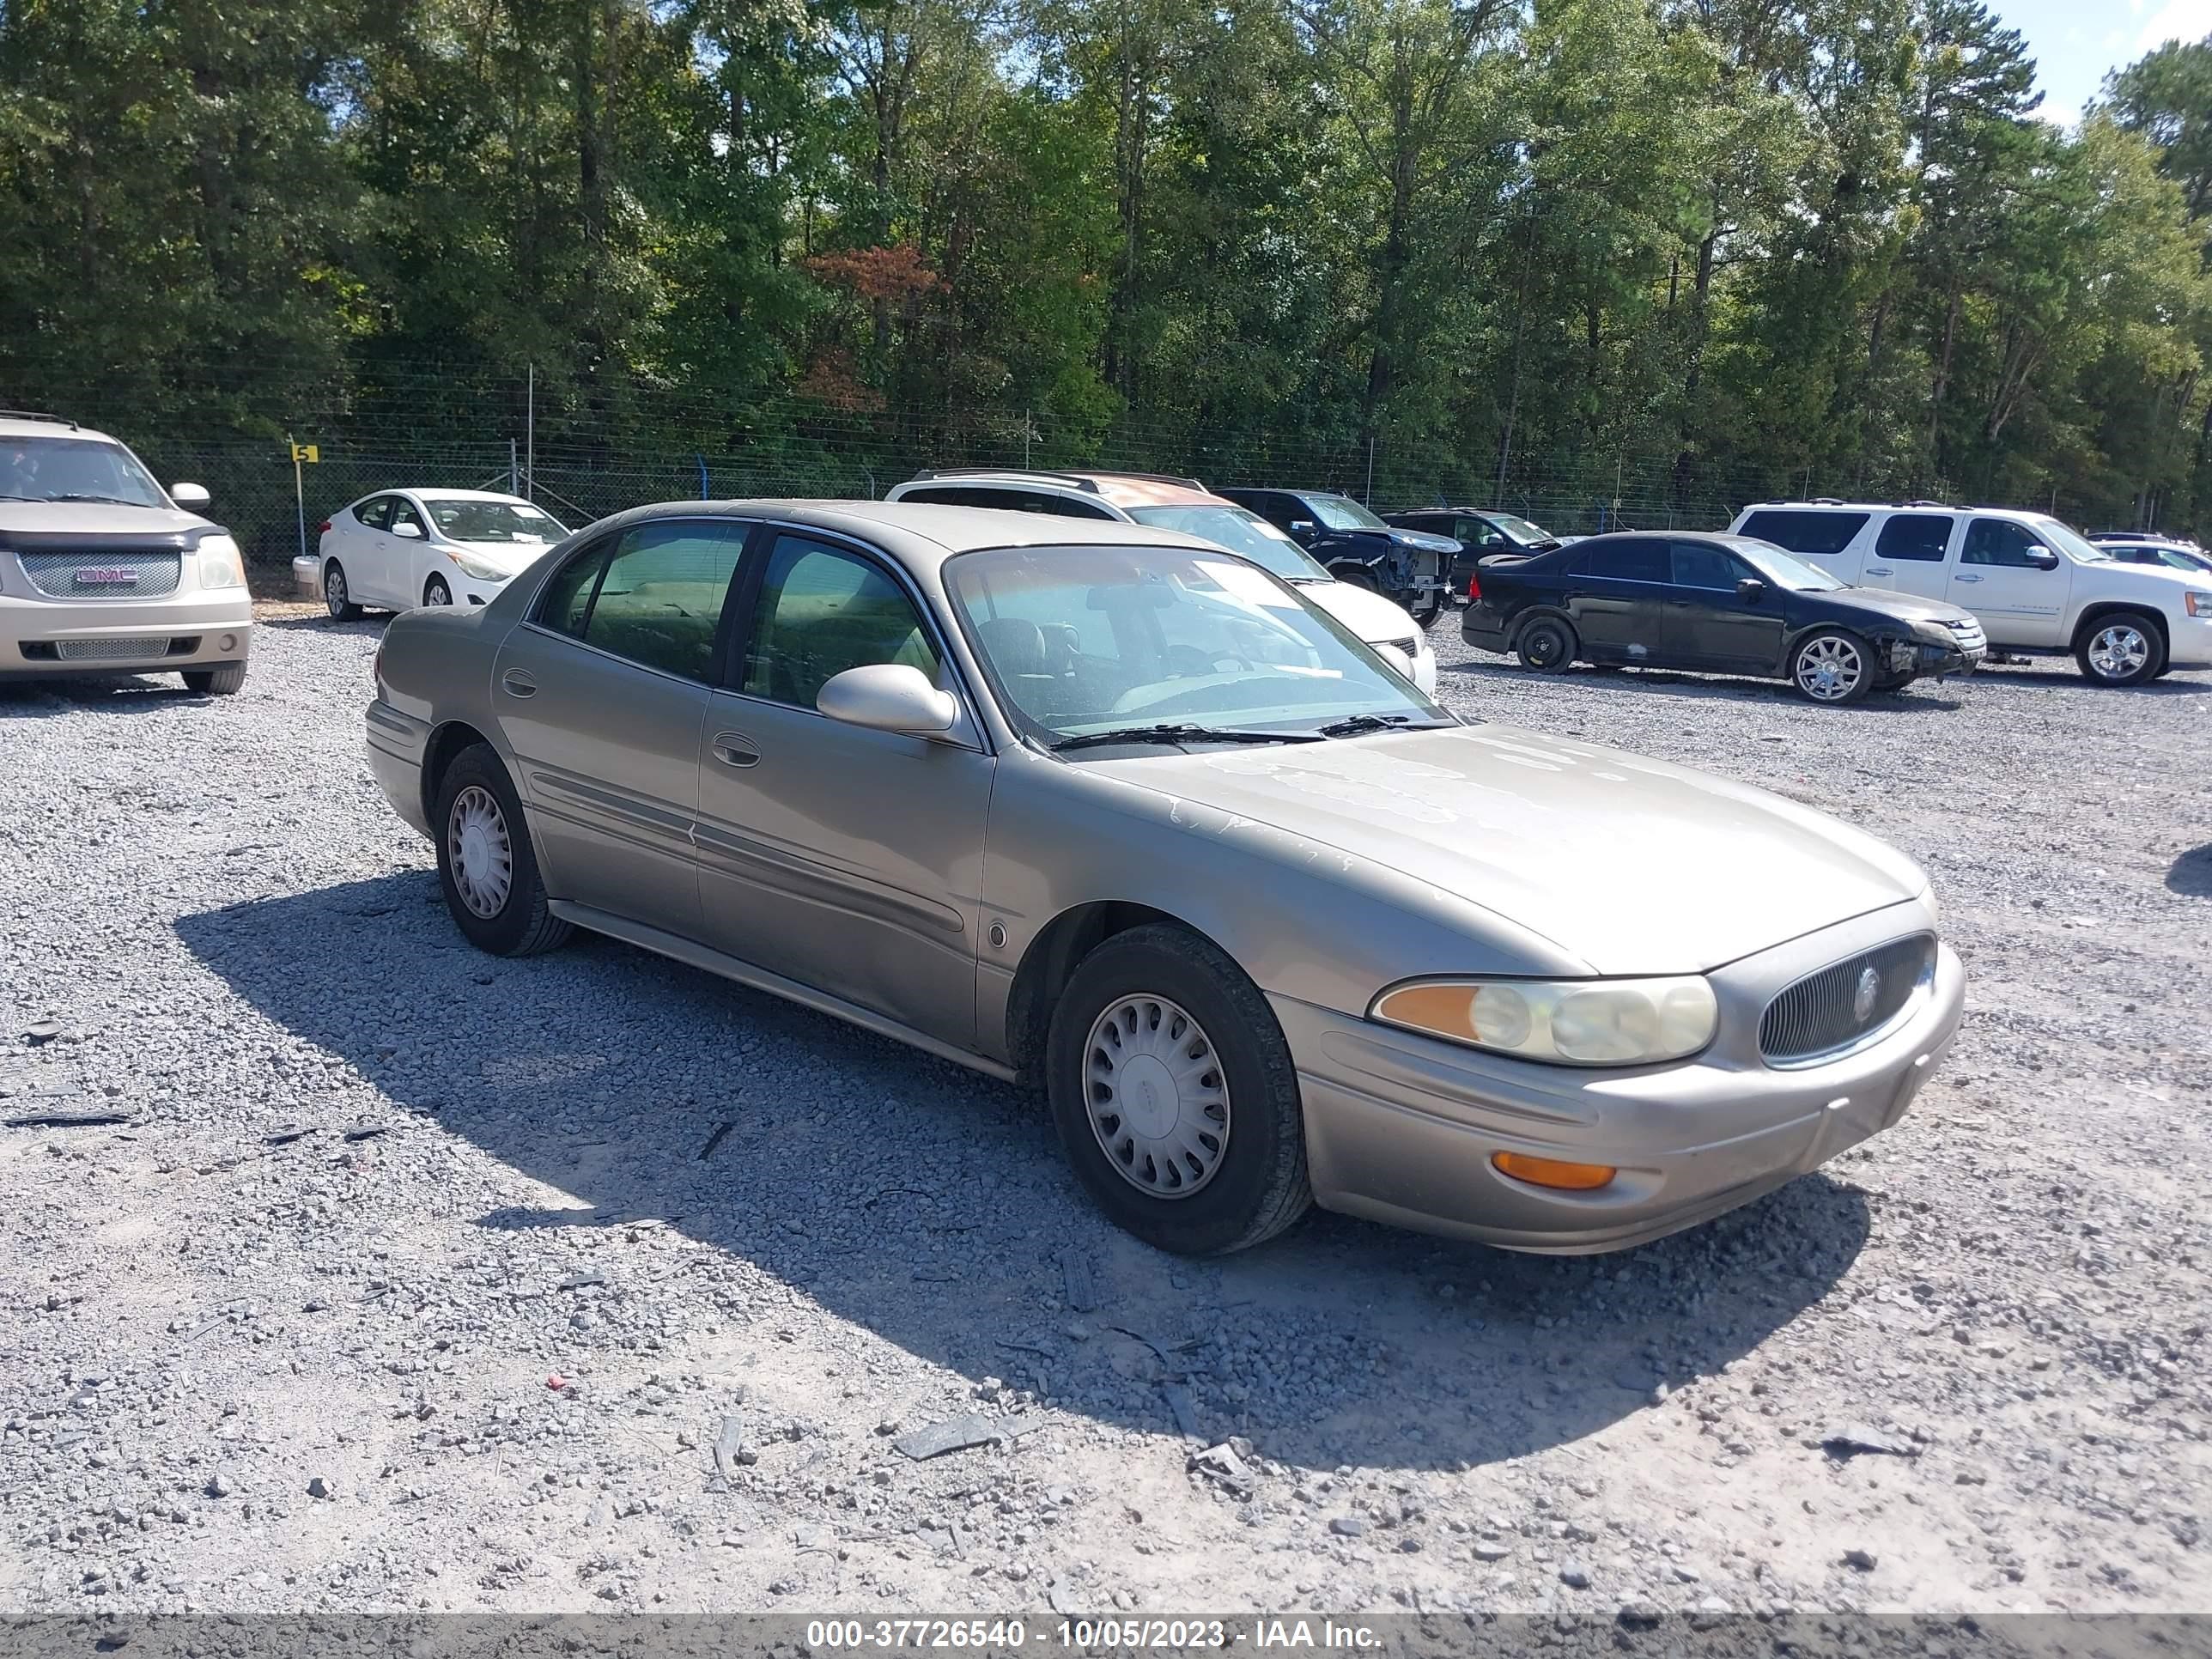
[0,435,167,507]
[1123,506,1331,580]
[1738,510,1869,556]
[2026,516,2111,563]
[743,536,943,708]
[1670,541,1744,591]
[1963,519,2052,568]
[945,544,1447,747]
[389,501,427,539]
[1875,514,1953,562]
[535,520,749,680]
[1585,540,1669,582]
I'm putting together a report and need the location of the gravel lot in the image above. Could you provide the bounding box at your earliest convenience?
[2,604,2208,1620]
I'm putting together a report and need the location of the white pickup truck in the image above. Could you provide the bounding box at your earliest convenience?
[1727,500,2212,686]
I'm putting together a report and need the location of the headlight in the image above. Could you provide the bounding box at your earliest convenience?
[1370,975,1717,1066]
[447,550,509,581]
[2186,591,2211,617]
[197,534,244,588]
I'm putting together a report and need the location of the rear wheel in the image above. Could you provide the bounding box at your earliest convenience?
[2075,611,2165,686]
[324,560,362,621]
[1790,629,1873,704]
[423,574,453,607]
[1045,924,1310,1255]
[1514,615,1577,672]
[181,663,247,696]
[432,744,572,957]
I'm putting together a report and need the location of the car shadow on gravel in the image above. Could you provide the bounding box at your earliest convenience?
[2169,846,2212,897]
[177,872,1871,1475]
[0,676,213,714]
[1439,657,1968,711]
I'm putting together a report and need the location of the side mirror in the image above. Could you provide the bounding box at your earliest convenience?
[1288,520,1316,536]
[1372,642,1415,682]
[817,663,959,736]
[1736,577,1767,602]
[2025,545,2059,570]
[171,483,211,510]
[392,520,424,540]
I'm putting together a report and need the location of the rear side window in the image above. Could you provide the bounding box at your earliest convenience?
[356,496,393,531]
[1583,540,1669,582]
[1738,510,1869,556]
[534,520,750,682]
[1875,514,1953,562]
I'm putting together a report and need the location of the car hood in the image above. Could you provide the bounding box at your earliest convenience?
[0,501,216,538]
[1297,578,1418,642]
[1087,725,1928,975]
[440,538,556,574]
[1832,586,1978,626]
[1389,528,1461,555]
[2088,559,2210,592]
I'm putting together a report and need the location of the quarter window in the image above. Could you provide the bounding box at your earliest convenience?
[537,536,612,637]
[1584,540,1670,582]
[1875,514,1953,562]
[1737,510,1869,556]
[1961,519,2049,568]
[742,536,943,709]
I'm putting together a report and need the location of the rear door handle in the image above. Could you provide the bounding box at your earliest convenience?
[501,668,538,698]
[711,732,761,769]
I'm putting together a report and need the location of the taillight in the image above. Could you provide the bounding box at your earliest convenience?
[1466,569,1482,601]
[316,520,332,536]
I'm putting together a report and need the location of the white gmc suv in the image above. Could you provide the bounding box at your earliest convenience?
[1727,500,2211,686]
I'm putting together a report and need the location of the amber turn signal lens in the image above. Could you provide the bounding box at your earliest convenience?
[1491,1152,1617,1191]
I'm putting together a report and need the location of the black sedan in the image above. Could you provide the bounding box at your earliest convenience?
[1462,531,1987,704]
[1216,487,1457,623]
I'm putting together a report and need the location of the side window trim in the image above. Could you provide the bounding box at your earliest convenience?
[715,519,989,751]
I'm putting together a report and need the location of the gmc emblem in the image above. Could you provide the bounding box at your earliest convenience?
[74,567,140,586]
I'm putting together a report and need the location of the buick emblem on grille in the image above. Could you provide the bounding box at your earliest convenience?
[1852,965,1881,1023]
[75,567,140,586]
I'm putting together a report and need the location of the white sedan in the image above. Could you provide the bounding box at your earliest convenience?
[301,489,568,617]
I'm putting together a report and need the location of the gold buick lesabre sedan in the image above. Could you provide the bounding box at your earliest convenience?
[365,502,1965,1256]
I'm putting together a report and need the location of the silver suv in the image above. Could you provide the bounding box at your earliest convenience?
[0,413,252,693]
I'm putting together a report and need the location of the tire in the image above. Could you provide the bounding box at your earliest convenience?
[1044,923,1310,1255]
[431,743,573,957]
[1410,593,1444,628]
[1333,568,1379,593]
[1514,615,1577,672]
[2075,611,2166,686]
[423,574,453,607]
[1790,628,1874,704]
[324,560,362,621]
[181,663,247,696]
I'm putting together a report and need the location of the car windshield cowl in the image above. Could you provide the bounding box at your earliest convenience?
[1314,713,1461,738]
[1048,724,1327,752]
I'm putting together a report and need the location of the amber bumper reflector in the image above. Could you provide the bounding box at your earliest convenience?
[1492,1152,1617,1191]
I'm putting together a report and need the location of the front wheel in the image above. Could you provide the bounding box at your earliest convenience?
[1515,615,1577,672]
[432,744,573,957]
[1045,924,1310,1255]
[2075,611,2165,686]
[1410,592,1445,628]
[181,663,247,696]
[423,574,453,607]
[1790,629,1873,704]
[324,560,362,621]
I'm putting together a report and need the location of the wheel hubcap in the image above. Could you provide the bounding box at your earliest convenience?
[427,580,451,605]
[1083,995,1231,1200]
[327,568,346,611]
[1796,636,1863,701]
[2088,625,2148,679]
[447,785,513,919]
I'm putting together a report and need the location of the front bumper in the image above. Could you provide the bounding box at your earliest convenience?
[1279,905,1965,1253]
[1,591,252,678]
[2166,611,2212,669]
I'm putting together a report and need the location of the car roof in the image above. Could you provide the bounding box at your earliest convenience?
[1738,499,2041,516]
[895,469,1227,512]
[397,489,544,505]
[0,414,119,445]
[604,499,1224,575]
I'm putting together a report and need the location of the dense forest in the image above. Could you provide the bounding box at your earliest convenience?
[8,0,2212,550]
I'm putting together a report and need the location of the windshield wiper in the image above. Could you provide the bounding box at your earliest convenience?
[1314,713,1457,738]
[52,493,144,507]
[1049,723,1325,752]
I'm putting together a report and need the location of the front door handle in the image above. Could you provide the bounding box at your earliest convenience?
[1954,573,1983,583]
[1866,566,1893,577]
[711,732,761,769]
[501,668,538,698]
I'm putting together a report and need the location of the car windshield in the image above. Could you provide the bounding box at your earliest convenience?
[2031,517,2111,562]
[425,499,565,543]
[945,544,1450,748]
[1308,495,1389,532]
[1124,506,1332,581]
[1735,540,1847,591]
[1491,514,1555,545]
[0,434,167,507]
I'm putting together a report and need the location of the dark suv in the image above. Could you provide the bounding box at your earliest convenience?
[1382,507,1571,600]
[1216,488,1456,623]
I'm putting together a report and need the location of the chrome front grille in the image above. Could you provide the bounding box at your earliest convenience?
[18,550,182,598]
[1942,617,1987,651]
[1759,933,1934,1065]
[52,636,178,661]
